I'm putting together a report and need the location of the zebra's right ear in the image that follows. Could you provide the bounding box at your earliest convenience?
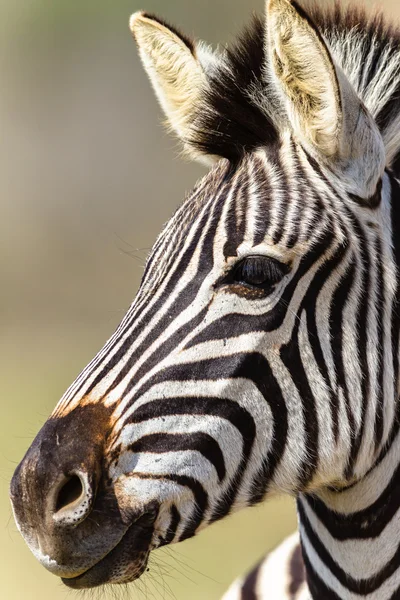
[265,0,386,199]
[130,12,214,161]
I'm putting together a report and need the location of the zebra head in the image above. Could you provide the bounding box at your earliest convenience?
[11,0,398,590]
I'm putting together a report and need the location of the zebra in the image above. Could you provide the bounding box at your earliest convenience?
[9,0,400,597]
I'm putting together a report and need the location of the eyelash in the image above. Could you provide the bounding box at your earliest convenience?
[222,255,290,291]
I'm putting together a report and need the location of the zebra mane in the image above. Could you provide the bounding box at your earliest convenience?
[191,1,400,170]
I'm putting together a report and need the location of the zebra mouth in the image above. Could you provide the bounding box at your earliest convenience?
[61,509,157,589]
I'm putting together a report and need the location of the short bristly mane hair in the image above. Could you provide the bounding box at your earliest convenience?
[189,1,400,172]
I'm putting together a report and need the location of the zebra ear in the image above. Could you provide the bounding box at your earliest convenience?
[266,0,385,199]
[130,12,213,161]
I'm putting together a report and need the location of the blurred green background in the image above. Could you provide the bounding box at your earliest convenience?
[1,1,397,598]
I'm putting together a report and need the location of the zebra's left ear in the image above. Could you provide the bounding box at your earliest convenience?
[266,0,385,200]
[130,12,216,162]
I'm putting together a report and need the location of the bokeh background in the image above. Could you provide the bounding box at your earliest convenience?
[1,1,397,598]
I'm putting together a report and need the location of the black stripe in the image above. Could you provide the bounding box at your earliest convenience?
[128,432,226,482]
[303,464,400,539]
[126,396,255,444]
[271,149,288,246]
[374,235,385,450]
[281,316,319,488]
[252,155,273,247]
[223,169,248,257]
[301,545,341,600]
[240,559,262,600]
[127,472,208,541]
[288,543,306,598]
[285,137,303,249]
[328,255,356,447]
[299,497,400,594]
[158,504,181,547]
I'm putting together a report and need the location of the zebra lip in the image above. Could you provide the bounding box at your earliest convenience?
[61,508,158,589]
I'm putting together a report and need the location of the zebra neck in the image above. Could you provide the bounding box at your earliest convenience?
[297,426,400,599]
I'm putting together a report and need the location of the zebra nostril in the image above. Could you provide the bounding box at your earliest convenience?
[52,470,95,525]
[55,475,84,513]
[50,470,96,526]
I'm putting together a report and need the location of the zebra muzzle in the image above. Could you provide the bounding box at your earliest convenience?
[61,505,159,588]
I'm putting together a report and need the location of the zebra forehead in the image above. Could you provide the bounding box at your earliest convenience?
[136,144,358,297]
[150,148,309,247]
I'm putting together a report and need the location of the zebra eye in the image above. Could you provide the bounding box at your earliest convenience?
[231,256,289,289]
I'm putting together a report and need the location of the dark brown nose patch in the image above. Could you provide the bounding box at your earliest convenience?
[10,402,114,551]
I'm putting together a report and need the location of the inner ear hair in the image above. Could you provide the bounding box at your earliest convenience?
[134,12,196,55]
[130,12,206,150]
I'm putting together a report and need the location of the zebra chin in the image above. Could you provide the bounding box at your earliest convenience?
[61,509,158,589]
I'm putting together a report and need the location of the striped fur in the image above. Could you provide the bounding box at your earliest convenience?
[222,533,308,599]
[9,1,400,597]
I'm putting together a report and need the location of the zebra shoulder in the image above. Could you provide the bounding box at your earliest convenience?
[221,532,310,600]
